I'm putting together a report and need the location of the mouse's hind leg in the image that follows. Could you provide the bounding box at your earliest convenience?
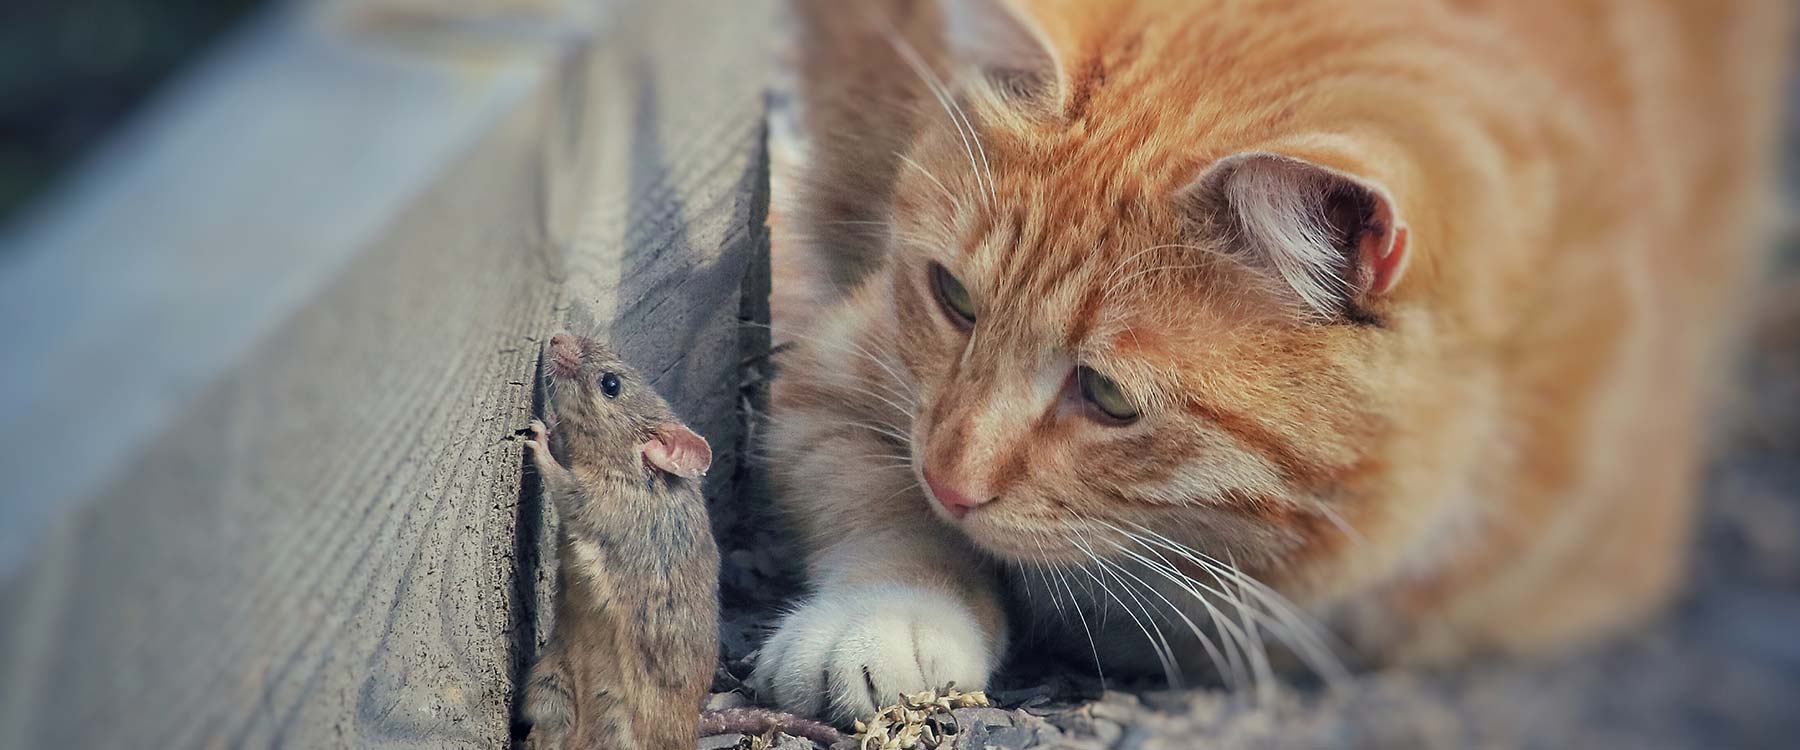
[520,650,574,750]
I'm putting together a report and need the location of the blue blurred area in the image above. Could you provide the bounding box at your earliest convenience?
[0,0,268,225]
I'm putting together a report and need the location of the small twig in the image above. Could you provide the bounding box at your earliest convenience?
[699,707,843,747]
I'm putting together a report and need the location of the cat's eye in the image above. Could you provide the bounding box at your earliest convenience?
[1078,366,1139,424]
[599,372,621,399]
[930,263,976,328]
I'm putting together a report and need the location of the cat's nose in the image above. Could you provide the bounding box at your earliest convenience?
[923,467,991,520]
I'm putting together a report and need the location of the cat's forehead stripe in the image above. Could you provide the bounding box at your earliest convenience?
[973,194,1143,349]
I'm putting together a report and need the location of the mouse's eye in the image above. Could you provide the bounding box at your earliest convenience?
[599,372,621,399]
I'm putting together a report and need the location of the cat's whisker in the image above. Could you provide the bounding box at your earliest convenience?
[1103,551,1258,695]
[1102,562,1189,690]
[1097,537,1247,693]
[1312,502,1365,546]
[862,463,916,474]
[873,480,923,506]
[1130,537,1275,703]
[1018,555,1038,610]
[1120,321,1145,356]
[1098,242,1227,296]
[1068,534,1181,688]
[1186,549,1341,683]
[1098,243,1184,290]
[1216,546,1317,705]
[1122,521,1350,686]
[876,24,997,207]
[770,354,917,418]
[1022,552,1071,656]
[1088,522,1260,693]
[741,321,919,405]
[1215,554,1277,707]
[1067,522,1185,688]
[826,382,917,427]
[1086,519,1293,692]
[886,233,954,254]
[1105,261,1213,301]
[851,377,921,417]
[817,221,942,255]
[809,330,922,403]
[1036,537,1106,687]
[841,420,912,446]
[1026,539,1062,621]
[1121,525,1313,646]
[1072,539,1188,690]
[895,152,965,213]
[1030,558,1067,627]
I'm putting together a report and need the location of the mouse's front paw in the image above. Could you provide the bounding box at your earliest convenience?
[751,585,996,723]
[521,419,562,473]
[524,419,550,447]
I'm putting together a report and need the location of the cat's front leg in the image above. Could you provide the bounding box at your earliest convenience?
[749,430,1008,722]
[752,539,1007,722]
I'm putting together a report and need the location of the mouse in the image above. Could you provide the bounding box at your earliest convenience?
[518,331,720,750]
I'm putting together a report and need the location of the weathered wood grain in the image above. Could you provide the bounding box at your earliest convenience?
[0,3,564,575]
[0,0,774,747]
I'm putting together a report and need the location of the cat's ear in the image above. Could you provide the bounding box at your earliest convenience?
[1185,153,1410,322]
[938,0,1062,101]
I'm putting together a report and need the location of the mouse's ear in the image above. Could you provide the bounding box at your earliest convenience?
[642,422,712,479]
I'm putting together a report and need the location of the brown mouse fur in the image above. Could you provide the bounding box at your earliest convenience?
[519,332,720,750]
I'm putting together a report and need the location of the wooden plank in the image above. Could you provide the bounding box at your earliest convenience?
[0,3,568,573]
[0,0,773,746]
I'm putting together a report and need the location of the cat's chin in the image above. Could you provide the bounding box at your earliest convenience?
[950,512,1092,567]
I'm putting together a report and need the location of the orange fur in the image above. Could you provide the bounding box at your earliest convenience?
[757,0,1792,717]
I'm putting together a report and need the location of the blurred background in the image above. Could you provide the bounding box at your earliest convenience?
[0,0,266,223]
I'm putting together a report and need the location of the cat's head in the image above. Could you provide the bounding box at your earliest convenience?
[871,0,1424,593]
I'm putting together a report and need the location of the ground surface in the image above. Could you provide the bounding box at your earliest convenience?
[700,60,1800,750]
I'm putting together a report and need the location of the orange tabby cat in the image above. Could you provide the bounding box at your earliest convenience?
[753,0,1791,721]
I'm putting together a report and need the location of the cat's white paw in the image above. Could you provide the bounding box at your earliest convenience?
[752,585,997,723]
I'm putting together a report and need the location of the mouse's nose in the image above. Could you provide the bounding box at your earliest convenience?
[547,333,581,377]
[923,466,991,520]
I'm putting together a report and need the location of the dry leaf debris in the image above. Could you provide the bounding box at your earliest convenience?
[849,685,992,750]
